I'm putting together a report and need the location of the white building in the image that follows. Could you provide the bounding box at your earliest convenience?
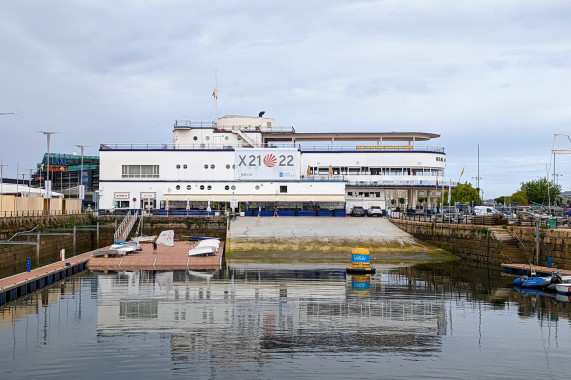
[98,114,453,215]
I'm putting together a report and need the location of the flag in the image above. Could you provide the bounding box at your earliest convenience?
[212,89,217,99]
[448,181,452,204]
[460,167,464,176]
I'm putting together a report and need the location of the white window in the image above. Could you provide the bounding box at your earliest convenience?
[122,165,159,178]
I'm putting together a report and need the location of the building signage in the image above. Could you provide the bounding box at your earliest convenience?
[234,148,299,180]
[114,192,130,199]
[79,185,85,200]
[141,192,156,199]
[44,180,51,198]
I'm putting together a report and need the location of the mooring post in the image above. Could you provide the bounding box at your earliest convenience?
[73,225,77,255]
[96,222,100,249]
[535,220,540,266]
[36,232,40,267]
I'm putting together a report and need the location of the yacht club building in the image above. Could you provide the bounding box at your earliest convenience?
[98,115,453,215]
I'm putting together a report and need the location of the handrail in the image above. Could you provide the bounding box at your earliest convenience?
[512,231,528,252]
[114,211,131,242]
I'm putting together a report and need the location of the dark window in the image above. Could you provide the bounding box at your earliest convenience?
[280,186,287,193]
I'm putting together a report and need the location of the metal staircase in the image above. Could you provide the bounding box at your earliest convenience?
[113,210,139,242]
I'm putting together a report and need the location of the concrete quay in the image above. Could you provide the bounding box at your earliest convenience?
[226,216,445,255]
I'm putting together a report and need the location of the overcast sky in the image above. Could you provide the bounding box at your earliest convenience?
[1,0,570,198]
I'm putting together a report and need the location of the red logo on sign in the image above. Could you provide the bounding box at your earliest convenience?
[263,154,277,167]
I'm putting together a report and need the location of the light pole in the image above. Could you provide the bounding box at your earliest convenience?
[38,131,60,197]
[0,161,7,216]
[74,145,91,202]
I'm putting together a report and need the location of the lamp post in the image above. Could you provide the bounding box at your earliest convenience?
[0,161,7,217]
[74,145,91,202]
[38,131,60,198]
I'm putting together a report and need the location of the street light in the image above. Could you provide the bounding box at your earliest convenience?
[38,131,61,197]
[0,161,7,216]
[74,145,92,201]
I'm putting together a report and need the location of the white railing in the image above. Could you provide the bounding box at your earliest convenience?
[114,210,139,242]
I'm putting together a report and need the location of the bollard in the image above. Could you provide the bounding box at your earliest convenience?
[26,257,31,272]
[60,248,66,261]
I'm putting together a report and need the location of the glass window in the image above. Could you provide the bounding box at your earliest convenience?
[121,165,159,178]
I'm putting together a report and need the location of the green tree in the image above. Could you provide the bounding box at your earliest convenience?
[510,190,528,205]
[495,196,505,205]
[520,177,561,205]
[444,182,481,206]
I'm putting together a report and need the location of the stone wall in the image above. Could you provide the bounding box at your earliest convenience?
[0,214,93,238]
[392,220,508,267]
[392,220,571,269]
[508,225,571,269]
[0,226,115,278]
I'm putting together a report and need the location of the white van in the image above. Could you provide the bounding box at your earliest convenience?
[473,206,499,215]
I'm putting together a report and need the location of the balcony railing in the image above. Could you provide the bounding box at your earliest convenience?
[100,143,445,153]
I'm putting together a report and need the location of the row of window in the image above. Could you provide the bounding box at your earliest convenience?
[172,184,289,193]
[122,165,159,178]
[122,164,444,178]
[308,166,445,176]
[347,190,441,198]
[175,164,236,169]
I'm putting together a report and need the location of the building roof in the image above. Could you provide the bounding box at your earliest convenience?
[0,183,63,197]
[262,131,440,143]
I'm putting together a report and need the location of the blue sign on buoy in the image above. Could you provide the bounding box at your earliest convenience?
[26,257,31,272]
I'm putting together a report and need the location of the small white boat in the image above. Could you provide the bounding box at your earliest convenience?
[188,238,220,256]
[554,283,571,294]
[130,235,157,243]
[92,249,126,258]
[111,241,142,252]
[188,247,217,256]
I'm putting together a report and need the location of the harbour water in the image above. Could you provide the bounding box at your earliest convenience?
[1,261,570,379]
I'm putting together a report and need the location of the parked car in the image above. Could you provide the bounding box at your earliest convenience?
[350,206,365,217]
[367,206,383,217]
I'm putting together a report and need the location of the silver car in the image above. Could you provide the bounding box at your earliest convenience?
[367,206,383,217]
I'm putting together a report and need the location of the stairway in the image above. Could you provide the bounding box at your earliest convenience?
[232,129,257,147]
[492,229,530,264]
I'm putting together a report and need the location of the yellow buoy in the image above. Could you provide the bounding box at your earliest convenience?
[346,248,376,274]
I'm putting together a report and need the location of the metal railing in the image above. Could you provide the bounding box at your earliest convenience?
[99,142,445,153]
[113,210,138,242]
[0,210,85,217]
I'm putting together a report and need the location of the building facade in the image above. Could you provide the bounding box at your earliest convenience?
[98,115,453,215]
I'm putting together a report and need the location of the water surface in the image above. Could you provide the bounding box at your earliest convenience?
[1,263,570,379]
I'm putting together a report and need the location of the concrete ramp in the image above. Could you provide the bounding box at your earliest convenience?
[226,217,438,255]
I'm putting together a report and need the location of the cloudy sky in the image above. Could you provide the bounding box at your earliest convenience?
[1,0,570,198]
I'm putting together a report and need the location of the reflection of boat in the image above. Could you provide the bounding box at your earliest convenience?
[188,239,220,256]
[187,270,215,280]
[554,283,571,294]
[513,286,555,299]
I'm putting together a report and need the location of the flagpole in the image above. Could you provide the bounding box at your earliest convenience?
[213,68,218,126]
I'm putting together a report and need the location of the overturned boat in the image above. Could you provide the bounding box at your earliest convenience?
[188,239,221,257]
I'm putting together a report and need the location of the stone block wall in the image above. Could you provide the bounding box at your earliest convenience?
[392,220,511,267]
[508,225,571,269]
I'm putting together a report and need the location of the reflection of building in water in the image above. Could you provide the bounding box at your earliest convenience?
[96,269,448,366]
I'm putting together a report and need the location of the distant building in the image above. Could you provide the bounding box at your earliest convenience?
[31,153,99,206]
